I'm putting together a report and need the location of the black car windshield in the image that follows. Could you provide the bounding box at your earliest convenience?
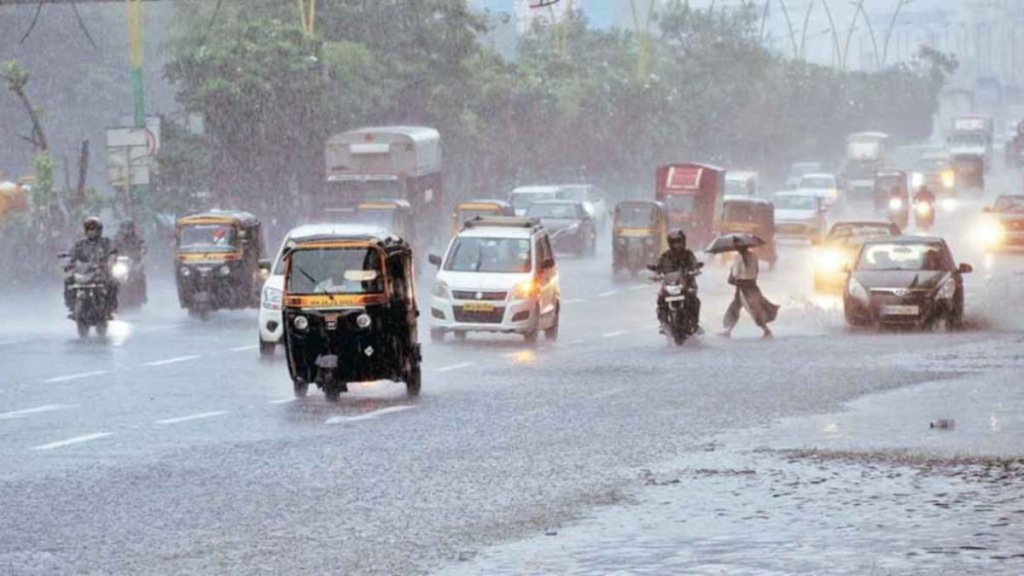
[444,237,532,273]
[287,247,383,294]
[528,203,579,219]
[993,196,1024,213]
[178,224,237,252]
[616,204,655,227]
[857,243,946,271]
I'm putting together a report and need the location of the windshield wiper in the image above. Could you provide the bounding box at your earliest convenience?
[293,264,334,300]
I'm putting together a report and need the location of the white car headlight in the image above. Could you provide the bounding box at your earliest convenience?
[888,198,904,211]
[815,249,846,273]
[262,287,282,310]
[219,265,231,276]
[180,266,191,277]
[848,277,868,301]
[431,281,450,299]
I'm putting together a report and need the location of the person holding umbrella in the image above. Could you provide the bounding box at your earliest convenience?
[707,233,779,339]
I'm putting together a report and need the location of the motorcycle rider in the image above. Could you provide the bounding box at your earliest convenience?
[913,184,936,207]
[65,216,118,317]
[654,230,702,333]
[114,219,147,303]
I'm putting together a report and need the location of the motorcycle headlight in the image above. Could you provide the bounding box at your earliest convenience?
[940,198,957,212]
[888,198,904,211]
[293,315,309,330]
[815,249,846,273]
[847,277,868,301]
[262,287,282,310]
[665,284,683,296]
[111,262,129,280]
[180,266,191,277]
[431,281,450,299]
[915,203,932,216]
[219,265,231,276]
[941,170,955,188]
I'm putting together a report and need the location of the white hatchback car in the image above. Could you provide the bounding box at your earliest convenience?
[797,172,841,207]
[428,217,560,343]
[258,223,387,356]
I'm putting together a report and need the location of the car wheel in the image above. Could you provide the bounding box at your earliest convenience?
[259,339,275,357]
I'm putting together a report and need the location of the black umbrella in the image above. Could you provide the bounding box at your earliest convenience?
[705,232,766,254]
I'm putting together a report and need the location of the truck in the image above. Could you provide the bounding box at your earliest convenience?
[323,126,443,239]
[655,163,725,248]
[947,116,993,194]
[842,132,890,205]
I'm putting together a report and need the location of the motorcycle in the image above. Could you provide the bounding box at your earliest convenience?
[913,199,935,231]
[650,262,703,346]
[112,255,147,308]
[60,255,115,338]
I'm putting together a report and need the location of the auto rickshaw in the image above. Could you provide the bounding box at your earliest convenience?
[451,199,514,235]
[611,200,668,277]
[281,228,421,400]
[174,210,269,320]
[354,200,416,245]
[719,197,777,268]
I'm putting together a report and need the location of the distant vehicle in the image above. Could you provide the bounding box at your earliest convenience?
[555,184,608,229]
[450,200,514,235]
[655,163,725,248]
[844,237,972,330]
[874,170,911,229]
[719,196,776,268]
[797,173,841,207]
[947,116,993,189]
[323,126,442,235]
[785,162,822,189]
[259,223,380,357]
[726,171,760,197]
[813,221,902,293]
[612,200,668,277]
[952,153,985,195]
[509,185,561,217]
[978,195,1024,251]
[428,217,560,344]
[353,200,416,247]
[914,152,956,202]
[527,200,596,258]
[773,190,826,242]
[843,132,890,205]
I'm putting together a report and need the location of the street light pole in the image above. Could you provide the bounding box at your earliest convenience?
[881,0,912,67]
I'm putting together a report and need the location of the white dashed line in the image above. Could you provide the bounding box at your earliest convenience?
[437,362,474,373]
[143,355,202,367]
[0,404,77,421]
[594,387,628,400]
[231,345,259,352]
[155,411,229,425]
[602,330,630,338]
[0,338,35,347]
[30,432,113,451]
[502,350,529,358]
[562,298,584,305]
[43,370,110,384]
[597,290,619,298]
[326,405,418,425]
[557,339,585,347]
[270,397,297,405]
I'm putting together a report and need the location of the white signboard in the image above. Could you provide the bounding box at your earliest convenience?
[106,126,158,187]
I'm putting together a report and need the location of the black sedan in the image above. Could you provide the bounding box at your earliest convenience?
[527,200,596,257]
[844,236,972,329]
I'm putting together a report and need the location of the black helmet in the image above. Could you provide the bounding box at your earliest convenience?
[84,216,103,235]
[668,230,687,249]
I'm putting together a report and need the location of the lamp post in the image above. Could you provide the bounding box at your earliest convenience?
[881,0,913,67]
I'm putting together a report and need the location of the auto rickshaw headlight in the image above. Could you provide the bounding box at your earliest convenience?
[180,266,191,277]
[219,265,231,276]
[356,313,372,329]
[888,198,904,211]
[293,315,309,330]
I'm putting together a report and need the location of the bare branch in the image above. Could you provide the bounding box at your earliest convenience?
[19,0,46,44]
[70,0,99,49]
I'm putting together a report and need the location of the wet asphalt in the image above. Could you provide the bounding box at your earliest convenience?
[1,190,1023,574]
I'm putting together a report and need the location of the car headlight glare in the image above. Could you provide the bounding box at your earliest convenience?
[514,279,538,299]
[356,313,372,329]
[293,315,309,330]
[262,287,282,310]
[888,198,904,211]
[977,219,1005,246]
[848,278,868,301]
[815,249,846,273]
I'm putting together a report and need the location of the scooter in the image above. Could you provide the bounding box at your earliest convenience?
[61,255,115,338]
[650,262,703,346]
[913,199,935,231]
[111,255,147,308]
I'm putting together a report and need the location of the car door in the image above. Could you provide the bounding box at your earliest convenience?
[536,234,557,317]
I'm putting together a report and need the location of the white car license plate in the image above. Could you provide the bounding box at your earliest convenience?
[665,296,686,302]
[882,305,919,316]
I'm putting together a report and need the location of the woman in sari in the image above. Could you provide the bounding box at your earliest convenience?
[721,245,778,339]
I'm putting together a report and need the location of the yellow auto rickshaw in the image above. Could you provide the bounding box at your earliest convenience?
[719,196,777,268]
[353,200,415,242]
[612,200,668,276]
[281,228,421,400]
[451,199,515,235]
[174,210,269,320]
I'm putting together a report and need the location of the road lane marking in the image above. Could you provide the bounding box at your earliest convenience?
[0,404,76,420]
[143,355,202,367]
[138,324,179,333]
[628,284,649,291]
[270,398,297,404]
[43,370,110,384]
[155,411,229,425]
[231,345,259,352]
[557,339,585,347]
[562,298,584,305]
[437,362,474,373]
[597,290,619,298]
[594,387,627,400]
[0,338,36,347]
[602,330,630,338]
[30,432,113,451]
[326,405,418,425]
[502,350,529,358]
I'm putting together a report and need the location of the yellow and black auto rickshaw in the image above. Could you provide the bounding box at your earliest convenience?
[719,197,777,268]
[281,229,421,400]
[451,199,515,235]
[354,200,416,244]
[174,210,269,320]
[612,200,668,276]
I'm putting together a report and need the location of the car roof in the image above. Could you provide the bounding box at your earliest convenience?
[774,190,819,198]
[726,171,758,180]
[862,235,945,245]
[458,226,537,239]
[285,223,389,241]
[799,173,835,180]
[511,185,563,194]
[530,199,581,206]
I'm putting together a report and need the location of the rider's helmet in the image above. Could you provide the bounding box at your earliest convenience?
[668,230,687,252]
[83,216,103,240]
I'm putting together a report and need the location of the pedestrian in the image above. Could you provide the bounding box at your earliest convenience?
[720,244,778,339]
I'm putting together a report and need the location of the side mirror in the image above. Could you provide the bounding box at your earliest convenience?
[428,254,443,267]
[959,263,973,274]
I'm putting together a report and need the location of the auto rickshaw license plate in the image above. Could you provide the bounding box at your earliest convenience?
[883,305,918,316]
[463,302,495,313]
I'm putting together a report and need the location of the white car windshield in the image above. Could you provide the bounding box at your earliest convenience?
[510,192,556,211]
[528,203,579,219]
[774,195,817,211]
[444,237,532,273]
